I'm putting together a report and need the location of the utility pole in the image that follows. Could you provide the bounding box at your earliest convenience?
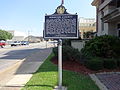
[28,30,30,42]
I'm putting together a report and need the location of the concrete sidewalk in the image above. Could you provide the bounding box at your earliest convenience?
[0,48,52,90]
[90,72,120,90]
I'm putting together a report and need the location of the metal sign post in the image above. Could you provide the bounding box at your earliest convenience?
[58,39,62,89]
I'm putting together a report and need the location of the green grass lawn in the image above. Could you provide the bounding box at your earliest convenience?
[22,53,100,90]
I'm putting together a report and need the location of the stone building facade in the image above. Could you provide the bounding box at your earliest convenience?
[92,0,120,37]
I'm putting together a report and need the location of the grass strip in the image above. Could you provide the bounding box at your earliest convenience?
[22,53,99,90]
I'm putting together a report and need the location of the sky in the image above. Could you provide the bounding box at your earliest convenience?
[0,0,96,36]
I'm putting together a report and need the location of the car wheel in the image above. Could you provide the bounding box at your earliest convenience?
[1,45,4,48]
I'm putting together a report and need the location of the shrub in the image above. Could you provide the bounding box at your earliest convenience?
[53,47,58,57]
[71,48,81,62]
[62,39,71,46]
[81,35,120,59]
[62,46,72,61]
[53,46,80,61]
[104,59,117,69]
[85,57,104,71]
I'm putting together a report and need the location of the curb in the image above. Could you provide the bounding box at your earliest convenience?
[89,74,108,90]
[0,60,24,89]
[0,60,24,76]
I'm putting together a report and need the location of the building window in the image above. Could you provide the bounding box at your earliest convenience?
[101,0,105,4]
[117,0,120,8]
[93,23,95,26]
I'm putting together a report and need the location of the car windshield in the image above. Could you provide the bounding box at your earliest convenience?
[14,41,20,43]
[14,41,17,43]
[0,40,5,43]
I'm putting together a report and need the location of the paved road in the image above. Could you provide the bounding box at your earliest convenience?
[0,41,54,71]
[0,41,54,89]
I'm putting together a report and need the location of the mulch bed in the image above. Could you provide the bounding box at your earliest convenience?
[51,57,120,75]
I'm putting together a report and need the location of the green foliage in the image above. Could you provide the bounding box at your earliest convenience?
[81,35,120,58]
[62,46,80,61]
[0,29,13,40]
[85,57,120,70]
[52,47,58,57]
[83,31,94,39]
[85,57,104,71]
[63,71,99,90]
[62,39,71,46]
[53,46,80,61]
[104,59,117,69]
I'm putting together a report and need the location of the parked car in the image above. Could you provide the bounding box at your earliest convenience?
[11,41,21,46]
[21,41,29,45]
[0,40,6,48]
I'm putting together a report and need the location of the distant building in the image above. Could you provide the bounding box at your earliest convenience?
[92,0,120,37]
[7,30,14,36]
[7,30,44,43]
[24,36,44,43]
[79,17,96,38]
[7,30,26,41]
[12,36,25,41]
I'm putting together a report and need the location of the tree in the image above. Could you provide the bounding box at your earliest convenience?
[0,29,13,40]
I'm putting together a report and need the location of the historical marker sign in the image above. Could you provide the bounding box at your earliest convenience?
[44,3,79,89]
[44,14,78,39]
